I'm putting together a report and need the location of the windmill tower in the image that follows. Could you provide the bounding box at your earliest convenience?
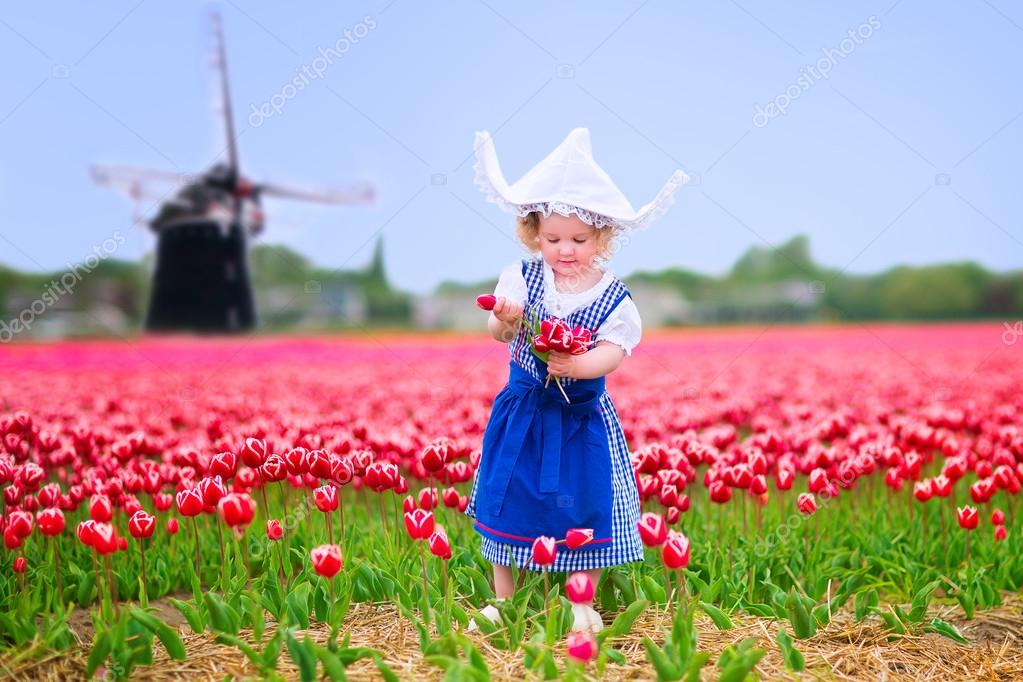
[91,12,375,332]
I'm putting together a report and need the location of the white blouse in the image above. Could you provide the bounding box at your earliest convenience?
[493,258,643,356]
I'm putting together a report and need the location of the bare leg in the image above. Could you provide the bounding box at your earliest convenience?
[493,563,515,599]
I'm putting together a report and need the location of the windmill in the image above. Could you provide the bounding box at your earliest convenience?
[91,12,375,332]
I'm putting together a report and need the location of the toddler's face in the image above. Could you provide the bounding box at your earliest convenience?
[537,213,600,278]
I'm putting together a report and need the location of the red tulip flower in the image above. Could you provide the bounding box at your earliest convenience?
[442,487,461,509]
[3,526,23,550]
[218,493,255,528]
[403,509,435,540]
[661,530,690,570]
[957,505,979,530]
[241,437,269,468]
[709,481,732,504]
[913,480,933,503]
[128,510,156,539]
[797,493,817,516]
[476,294,497,311]
[310,544,343,578]
[428,528,452,560]
[566,571,595,604]
[89,494,113,522]
[991,508,1006,525]
[313,485,339,512]
[91,522,118,555]
[417,487,438,511]
[167,518,180,535]
[13,556,27,574]
[8,510,33,539]
[36,508,65,536]
[994,525,1007,541]
[565,630,596,663]
[531,535,557,566]
[209,451,238,479]
[175,488,204,517]
[931,475,952,498]
[637,512,668,547]
[266,519,283,541]
[565,527,594,549]
[421,444,448,473]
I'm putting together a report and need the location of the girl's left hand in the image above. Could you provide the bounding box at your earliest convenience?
[547,350,576,378]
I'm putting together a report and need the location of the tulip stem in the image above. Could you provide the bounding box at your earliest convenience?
[191,516,202,582]
[417,542,431,626]
[216,518,228,593]
[52,537,63,612]
[139,540,149,608]
[339,500,347,553]
[104,555,119,618]
[279,482,291,548]
[663,566,672,613]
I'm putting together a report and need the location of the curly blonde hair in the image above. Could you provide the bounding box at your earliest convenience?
[515,212,617,261]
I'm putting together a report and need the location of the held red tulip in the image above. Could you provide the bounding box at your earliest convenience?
[956,505,979,530]
[565,630,597,662]
[637,512,667,547]
[565,527,594,549]
[661,530,690,569]
[531,535,557,566]
[310,544,344,578]
[127,510,156,539]
[475,294,497,311]
[797,493,817,516]
[566,571,595,604]
[403,509,435,540]
[428,529,452,560]
[266,519,283,541]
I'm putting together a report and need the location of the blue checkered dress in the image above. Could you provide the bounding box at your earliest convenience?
[464,257,644,572]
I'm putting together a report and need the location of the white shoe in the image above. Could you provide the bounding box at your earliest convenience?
[571,603,604,633]
[467,603,503,632]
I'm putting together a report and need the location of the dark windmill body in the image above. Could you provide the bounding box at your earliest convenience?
[92,13,374,333]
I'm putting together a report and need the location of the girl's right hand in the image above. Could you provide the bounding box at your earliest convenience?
[492,296,524,323]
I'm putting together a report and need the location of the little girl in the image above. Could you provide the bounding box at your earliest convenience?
[464,127,687,632]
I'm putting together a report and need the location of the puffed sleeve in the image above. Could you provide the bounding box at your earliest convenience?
[594,296,642,356]
[492,260,527,306]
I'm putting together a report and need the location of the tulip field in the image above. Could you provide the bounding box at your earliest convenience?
[1,322,1022,680]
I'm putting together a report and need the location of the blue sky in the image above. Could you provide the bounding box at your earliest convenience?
[1,1,1020,294]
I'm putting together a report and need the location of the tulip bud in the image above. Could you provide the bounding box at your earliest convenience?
[565,630,596,663]
[566,571,595,604]
[266,519,284,541]
[531,535,557,566]
[310,544,343,578]
[661,530,690,570]
[637,512,667,547]
[428,529,452,560]
[13,556,27,574]
[475,294,497,311]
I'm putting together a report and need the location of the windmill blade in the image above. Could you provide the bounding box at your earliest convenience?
[90,164,188,189]
[210,11,239,176]
[259,180,376,206]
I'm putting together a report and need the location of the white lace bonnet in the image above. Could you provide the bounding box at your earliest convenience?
[472,127,688,232]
